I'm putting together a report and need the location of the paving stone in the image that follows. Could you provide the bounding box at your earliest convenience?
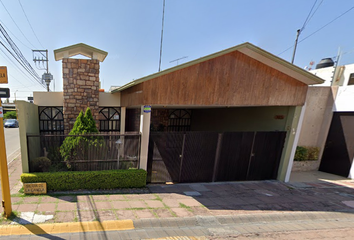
[111,201,130,209]
[57,202,77,211]
[37,203,56,213]
[96,210,117,221]
[109,194,126,200]
[77,195,91,202]
[162,198,180,208]
[178,198,202,207]
[145,200,165,208]
[190,206,212,216]
[157,193,190,199]
[154,208,174,218]
[11,197,22,204]
[91,195,109,201]
[189,184,210,192]
[93,201,112,210]
[184,191,202,196]
[135,209,156,219]
[77,201,92,211]
[77,210,96,221]
[57,195,76,203]
[55,211,76,223]
[170,207,194,217]
[40,196,58,203]
[129,200,147,208]
[16,203,38,212]
[23,197,40,204]
[116,210,137,220]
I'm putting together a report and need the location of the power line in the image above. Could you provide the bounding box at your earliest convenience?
[278,5,354,57]
[300,0,318,32]
[0,0,37,49]
[0,19,32,50]
[18,0,44,49]
[0,46,39,86]
[0,23,46,89]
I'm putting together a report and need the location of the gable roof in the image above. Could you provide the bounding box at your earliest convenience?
[54,43,108,62]
[112,42,324,93]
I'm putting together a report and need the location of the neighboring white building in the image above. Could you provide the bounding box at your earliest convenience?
[310,59,354,111]
[301,59,354,179]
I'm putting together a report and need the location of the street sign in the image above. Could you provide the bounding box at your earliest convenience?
[0,67,8,84]
[0,88,10,98]
[143,105,151,113]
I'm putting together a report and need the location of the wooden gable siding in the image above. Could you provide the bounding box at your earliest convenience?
[121,51,308,107]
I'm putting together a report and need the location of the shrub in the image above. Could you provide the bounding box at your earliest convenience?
[60,108,103,168]
[21,169,147,191]
[307,147,319,160]
[31,157,51,172]
[294,146,320,161]
[3,111,16,119]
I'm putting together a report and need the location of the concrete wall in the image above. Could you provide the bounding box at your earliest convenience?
[191,107,289,132]
[33,92,63,106]
[17,101,40,173]
[98,92,121,106]
[297,87,337,159]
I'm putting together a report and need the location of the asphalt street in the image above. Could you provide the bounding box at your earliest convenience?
[3,127,20,163]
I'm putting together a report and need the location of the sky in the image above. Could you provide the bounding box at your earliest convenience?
[1,0,354,102]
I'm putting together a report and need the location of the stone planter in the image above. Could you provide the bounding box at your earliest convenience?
[292,160,320,172]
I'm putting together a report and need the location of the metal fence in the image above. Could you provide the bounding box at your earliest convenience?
[27,133,141,172]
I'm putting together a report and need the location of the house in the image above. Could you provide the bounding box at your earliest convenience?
[295,59,354,179]
[17,42,324,183]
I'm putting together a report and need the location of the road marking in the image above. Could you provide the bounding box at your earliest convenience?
[0,219,134,236]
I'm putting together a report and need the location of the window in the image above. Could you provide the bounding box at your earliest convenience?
[99,107,120,132]
[39,107,64,134]
[168,109,191,132]
[348,73,354,85]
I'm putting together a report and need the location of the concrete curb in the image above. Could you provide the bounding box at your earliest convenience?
[133,211,354,230]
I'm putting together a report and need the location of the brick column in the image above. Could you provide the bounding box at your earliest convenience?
[62,58,100,134]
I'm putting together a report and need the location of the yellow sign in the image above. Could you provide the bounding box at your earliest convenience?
[0,67,8,84]
[24,183,47,194]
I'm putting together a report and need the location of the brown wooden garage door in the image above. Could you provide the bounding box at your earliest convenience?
[147,131,286,183]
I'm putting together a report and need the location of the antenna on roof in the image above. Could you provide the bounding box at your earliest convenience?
[170,56,188,66]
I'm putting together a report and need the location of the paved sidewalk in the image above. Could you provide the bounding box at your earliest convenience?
[0,154,354,238]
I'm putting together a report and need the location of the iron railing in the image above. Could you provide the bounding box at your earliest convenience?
[27,133,141,172]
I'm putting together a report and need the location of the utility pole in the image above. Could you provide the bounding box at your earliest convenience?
[33,50,53,92]
[291,29,301,64]
[0,66,12,218]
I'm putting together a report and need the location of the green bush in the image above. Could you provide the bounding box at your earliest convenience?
[3,111,16,119]
[30,157,51,172]
[21,169,147,191]
[307,147,319,160]
[294,146,319,161]
[60,108,103,168]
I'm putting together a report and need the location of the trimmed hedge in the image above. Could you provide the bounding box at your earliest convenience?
[21,169,147,191]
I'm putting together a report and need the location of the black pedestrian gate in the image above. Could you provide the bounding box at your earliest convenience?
[147,131,286,183]
[319,112,354,177]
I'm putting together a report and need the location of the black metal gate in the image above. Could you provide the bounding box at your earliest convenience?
[147,131,286,183]
[319,112,354,177]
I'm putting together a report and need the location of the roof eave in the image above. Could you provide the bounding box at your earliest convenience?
[112,42,324,93]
